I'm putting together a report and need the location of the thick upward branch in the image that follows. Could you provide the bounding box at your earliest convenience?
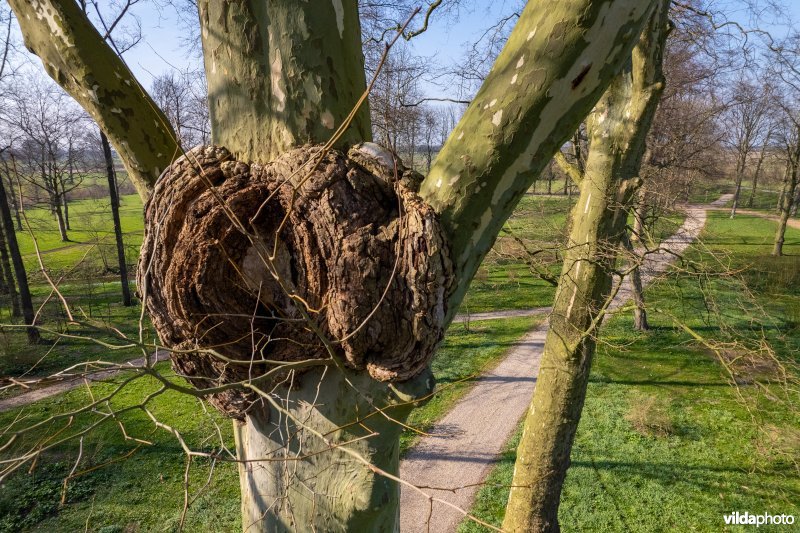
[502,1,671,530]
[421,0,658,320]
[198,0,371,162]
[7,0,178,198]
[553,151,583,184]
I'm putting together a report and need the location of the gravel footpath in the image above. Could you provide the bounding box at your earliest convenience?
[399,204,711,533]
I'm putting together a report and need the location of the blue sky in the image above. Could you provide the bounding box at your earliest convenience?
[122,1,800,99]
[125,2,524,96]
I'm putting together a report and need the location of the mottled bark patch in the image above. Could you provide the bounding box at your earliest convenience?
[138,145,452,418]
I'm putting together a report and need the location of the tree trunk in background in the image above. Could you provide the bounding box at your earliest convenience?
[62,186,70,231]
[100,131,131,307]
[622,231,649,330]
[12,0,658,529]
[631,188,647,242]
[773,149,799,256]
[53,196,69,242]
[0,170,39,344]
[729,152,746,218]
[0,222,21,318]
[503,2,670,530]
[4,177,23,231]
[747,135,770,208]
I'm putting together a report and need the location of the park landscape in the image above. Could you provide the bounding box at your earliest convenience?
[0,1,798,532]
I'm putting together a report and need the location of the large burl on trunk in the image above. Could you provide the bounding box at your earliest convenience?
[139,144,452,416]
[137,143,452,530]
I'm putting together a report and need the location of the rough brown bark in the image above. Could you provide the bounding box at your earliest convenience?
[138,144,452,418]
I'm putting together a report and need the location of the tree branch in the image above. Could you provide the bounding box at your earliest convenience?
[553,151,583,184]
[6,0,178,198]
[420,0,659,320]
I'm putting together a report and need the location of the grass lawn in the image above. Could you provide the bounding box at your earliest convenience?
[461,211,800,532]
[0,314,541,531]
[686,179,735,204]
[462,196,687,314]
[13,193,144,273]
[0,363,241,532]
[726,188,783,212]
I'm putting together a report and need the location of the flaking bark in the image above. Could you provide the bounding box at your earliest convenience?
[198,0,370,163]
[7,0,179,196]
[420,0,658,319]
[503,2,671,530]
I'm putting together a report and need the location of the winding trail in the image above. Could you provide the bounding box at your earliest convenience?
[0,351,169,412]
[399,204,712,533]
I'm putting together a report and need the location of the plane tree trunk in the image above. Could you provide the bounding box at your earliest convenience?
[503,2,670,531]
[10,0,658,531]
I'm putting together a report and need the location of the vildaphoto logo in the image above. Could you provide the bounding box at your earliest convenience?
[724,512,796,527]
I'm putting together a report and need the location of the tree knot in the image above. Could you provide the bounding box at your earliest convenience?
[137,144,453,418]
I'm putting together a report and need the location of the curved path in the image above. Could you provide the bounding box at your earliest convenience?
[452,307,552,323]
[399,204,711,533]
[0,351,169,412]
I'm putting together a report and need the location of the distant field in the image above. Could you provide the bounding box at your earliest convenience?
[14,193,144,273]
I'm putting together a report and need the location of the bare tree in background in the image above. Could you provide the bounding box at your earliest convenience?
[151,69,210,149]
[3,79,90,242]
[725,76,772,217]
[773,101,800,256]
[0,151,38,344]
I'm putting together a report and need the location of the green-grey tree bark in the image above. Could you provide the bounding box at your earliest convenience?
[6,0,178,198]
[10,0,658,530]
[503,2,670,531]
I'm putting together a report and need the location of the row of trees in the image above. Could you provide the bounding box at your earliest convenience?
[0,0,212,339]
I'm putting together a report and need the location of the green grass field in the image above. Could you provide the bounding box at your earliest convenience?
[461,212,800,532]
[0,314,543,532]
[1,185,786,532]
[13,193,144,273]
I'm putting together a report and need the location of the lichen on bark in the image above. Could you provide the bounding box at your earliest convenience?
[137,144,452,418]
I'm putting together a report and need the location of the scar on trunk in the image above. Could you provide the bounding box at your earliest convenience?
[571,64,592,89]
